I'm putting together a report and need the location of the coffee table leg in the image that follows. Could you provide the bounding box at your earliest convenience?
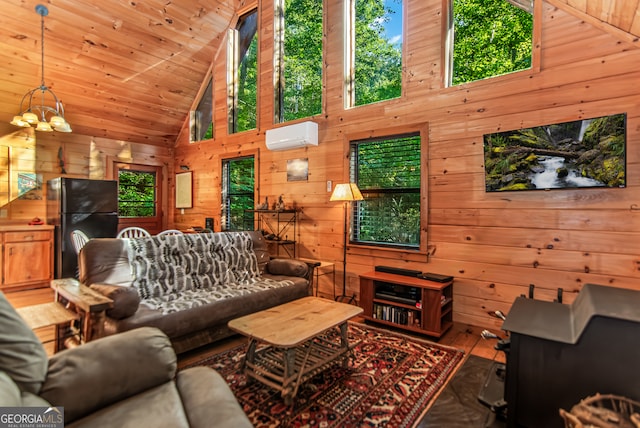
[339,322,351,368]
[243,338,257,373]
[282,348,297,405]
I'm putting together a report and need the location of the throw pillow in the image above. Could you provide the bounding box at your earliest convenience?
[267,259,309,277]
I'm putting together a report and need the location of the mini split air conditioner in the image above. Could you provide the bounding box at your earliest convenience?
[265,121,318,151]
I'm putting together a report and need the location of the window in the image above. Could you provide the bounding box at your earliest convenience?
[190,76,213,141]
[221,156,255,231]
[228,10,259,134]
[118,168,157,217]
[347,0,403,107]
[274,0,323,122]
[350,133,421,248]
[448,0,533,86]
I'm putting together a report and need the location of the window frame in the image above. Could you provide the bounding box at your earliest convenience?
[227,8,259,135]
[344,124,429,257]
[221,154,257,231]
[114,162,163,234]
[345,0,404,109]
[446,0,540,88]
[273,0,324,123]
[190,72,214,142]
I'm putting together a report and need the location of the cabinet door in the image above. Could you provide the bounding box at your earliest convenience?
[4,240,52,286]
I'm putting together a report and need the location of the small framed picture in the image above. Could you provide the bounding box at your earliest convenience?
[287,158,308,182]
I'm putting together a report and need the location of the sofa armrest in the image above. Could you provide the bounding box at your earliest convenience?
[177,367,253,428]
[266,258,309,278]
[39,327,176,424]
[89,283,140,319]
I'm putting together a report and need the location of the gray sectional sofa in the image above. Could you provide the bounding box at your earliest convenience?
[0,292,252,427]
[78,230,311,353]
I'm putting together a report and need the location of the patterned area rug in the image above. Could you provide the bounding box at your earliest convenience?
[185,322,464,427]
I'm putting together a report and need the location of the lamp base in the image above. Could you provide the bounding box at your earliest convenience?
[335,294,357,305]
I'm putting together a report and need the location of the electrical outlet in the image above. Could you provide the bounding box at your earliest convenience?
[327,180,332,192]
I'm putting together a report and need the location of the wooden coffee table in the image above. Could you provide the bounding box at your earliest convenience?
[228,296,363,404]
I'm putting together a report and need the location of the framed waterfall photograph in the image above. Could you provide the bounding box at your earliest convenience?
[483,113,626,192]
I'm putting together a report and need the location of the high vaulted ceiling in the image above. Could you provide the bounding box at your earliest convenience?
[0,0,636,148]
[0,0,237,147]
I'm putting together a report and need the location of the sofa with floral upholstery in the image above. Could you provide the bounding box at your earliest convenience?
[77,230,310,353]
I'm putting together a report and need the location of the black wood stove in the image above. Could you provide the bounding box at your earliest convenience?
[489,283,640,427]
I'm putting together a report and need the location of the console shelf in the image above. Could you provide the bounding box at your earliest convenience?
[359,271,453,338]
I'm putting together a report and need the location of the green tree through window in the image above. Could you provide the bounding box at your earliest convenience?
[222,156,255,230]
[351,0,403,107]
[228,10,258,134]
[118,169,156,217]
[351,134,421,248]
[275,0,323,122]
[451,0,533,85]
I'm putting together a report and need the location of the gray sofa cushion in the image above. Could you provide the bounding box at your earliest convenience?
[0,371,21,406]
[40,327,176,423]
[0,292,48,395]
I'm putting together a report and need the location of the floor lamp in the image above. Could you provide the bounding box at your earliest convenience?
[330,183,363,304]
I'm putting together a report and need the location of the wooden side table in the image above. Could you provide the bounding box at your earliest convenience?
[298,258,335,297]
[16,302,79,353]
[50,278,113,345]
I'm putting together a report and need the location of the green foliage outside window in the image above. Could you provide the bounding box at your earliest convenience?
[354,0,402,106]
[230,11,258,134]
[118,170,155,217]
[452,0,533,85]
[222,157,255,230]
[351,134,421,247]
[278,0,323,122]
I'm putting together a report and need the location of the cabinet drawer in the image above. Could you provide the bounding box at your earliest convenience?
[4,231,51,242]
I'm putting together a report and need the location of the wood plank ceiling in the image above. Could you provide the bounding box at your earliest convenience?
[0,0,635,148]
[0,0,236,147]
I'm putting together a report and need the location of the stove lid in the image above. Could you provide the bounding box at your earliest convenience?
[502,283,640,344]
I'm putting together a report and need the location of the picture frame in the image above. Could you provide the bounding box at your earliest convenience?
[175,171,193,208]
[287,158,309,182]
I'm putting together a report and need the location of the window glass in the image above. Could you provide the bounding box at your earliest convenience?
[450,0,533,85]
[228,10,258,134]
[350,133,420,248]
[118,169,156,217]
[191,77,213,141]
[221,156,255,230]
[275,0,323,122]
[350,0,402,107]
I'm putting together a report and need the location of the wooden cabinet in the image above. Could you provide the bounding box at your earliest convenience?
[359,271,453,338]
[1,226,53,290]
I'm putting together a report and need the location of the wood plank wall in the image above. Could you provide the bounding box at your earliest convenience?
[0,124,174,225]
[3,0,637,332]
[173,0,640,330]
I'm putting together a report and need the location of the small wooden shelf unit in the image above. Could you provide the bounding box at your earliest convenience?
[359,271,453,338]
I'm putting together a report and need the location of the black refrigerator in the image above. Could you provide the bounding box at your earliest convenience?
[47,178,119,278]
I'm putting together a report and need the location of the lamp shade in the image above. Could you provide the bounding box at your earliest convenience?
[330,183,364,202]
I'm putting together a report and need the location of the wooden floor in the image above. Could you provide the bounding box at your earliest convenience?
[4,287,507,367]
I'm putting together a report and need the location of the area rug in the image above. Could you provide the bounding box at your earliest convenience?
[184,322,464,427]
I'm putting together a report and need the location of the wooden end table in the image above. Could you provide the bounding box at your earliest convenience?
[50,278,113,346]
[228,296,363,405]
[16,302,79,353]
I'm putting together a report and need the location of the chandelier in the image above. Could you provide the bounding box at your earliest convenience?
[10,5,71,133]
